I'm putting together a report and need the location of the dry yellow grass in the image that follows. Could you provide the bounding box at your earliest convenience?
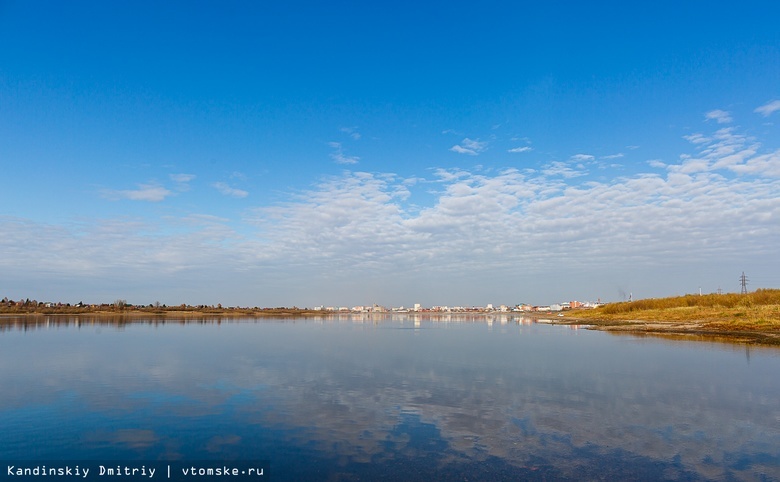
[566,290,780,343]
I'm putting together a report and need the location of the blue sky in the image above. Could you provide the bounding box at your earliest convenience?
[1,1,779,307]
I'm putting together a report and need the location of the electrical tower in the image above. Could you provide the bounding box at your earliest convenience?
[740,272,749,294]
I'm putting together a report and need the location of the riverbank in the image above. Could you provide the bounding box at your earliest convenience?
[560,289,780,345]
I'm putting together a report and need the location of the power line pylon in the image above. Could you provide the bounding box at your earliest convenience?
[740,272,749,294]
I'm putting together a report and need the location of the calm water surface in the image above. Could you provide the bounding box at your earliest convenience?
[1,315,779,481]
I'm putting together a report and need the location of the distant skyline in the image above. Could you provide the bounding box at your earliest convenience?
[1,1,779,307]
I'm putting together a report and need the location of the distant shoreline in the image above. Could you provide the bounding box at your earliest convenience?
[2,298,779,346]
[0,307,327,317]
[0,308,557,318]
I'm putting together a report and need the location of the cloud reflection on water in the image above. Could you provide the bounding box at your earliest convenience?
[1,316,779,480]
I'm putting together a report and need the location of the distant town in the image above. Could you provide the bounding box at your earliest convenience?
[311,300,604,313]
[0,297,604,314]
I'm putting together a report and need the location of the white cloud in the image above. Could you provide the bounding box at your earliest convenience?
[543,161,588,178]
[331,153,360,165]
[19,225,281,307]
[674,125,780,178]
[170,173,196,183]
[450,145,478,155]
[340,126,361,140]
[450,138,487,155]
[329,142,360,164]
[601,153,624,160]
[245,163,779,296]
[507,146,532,153]
[570,154,595,162]
[213,182,249,198]
[705,109,733,124]
[462,138,486,151]
[729,150,780,177]
[674,158,710,174]
[170,173,196,192]
[647,159,666,169]
[754,100,780,117]
[431,168,471,183]
[102,183,172,202]
[683,133,710,144]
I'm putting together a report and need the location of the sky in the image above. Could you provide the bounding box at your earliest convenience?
[1,1,779,307]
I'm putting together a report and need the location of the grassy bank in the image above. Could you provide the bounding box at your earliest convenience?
[565,289,780,344]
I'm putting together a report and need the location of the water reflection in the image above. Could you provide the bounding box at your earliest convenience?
[0,312,571,331]
[1,317,779,481]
